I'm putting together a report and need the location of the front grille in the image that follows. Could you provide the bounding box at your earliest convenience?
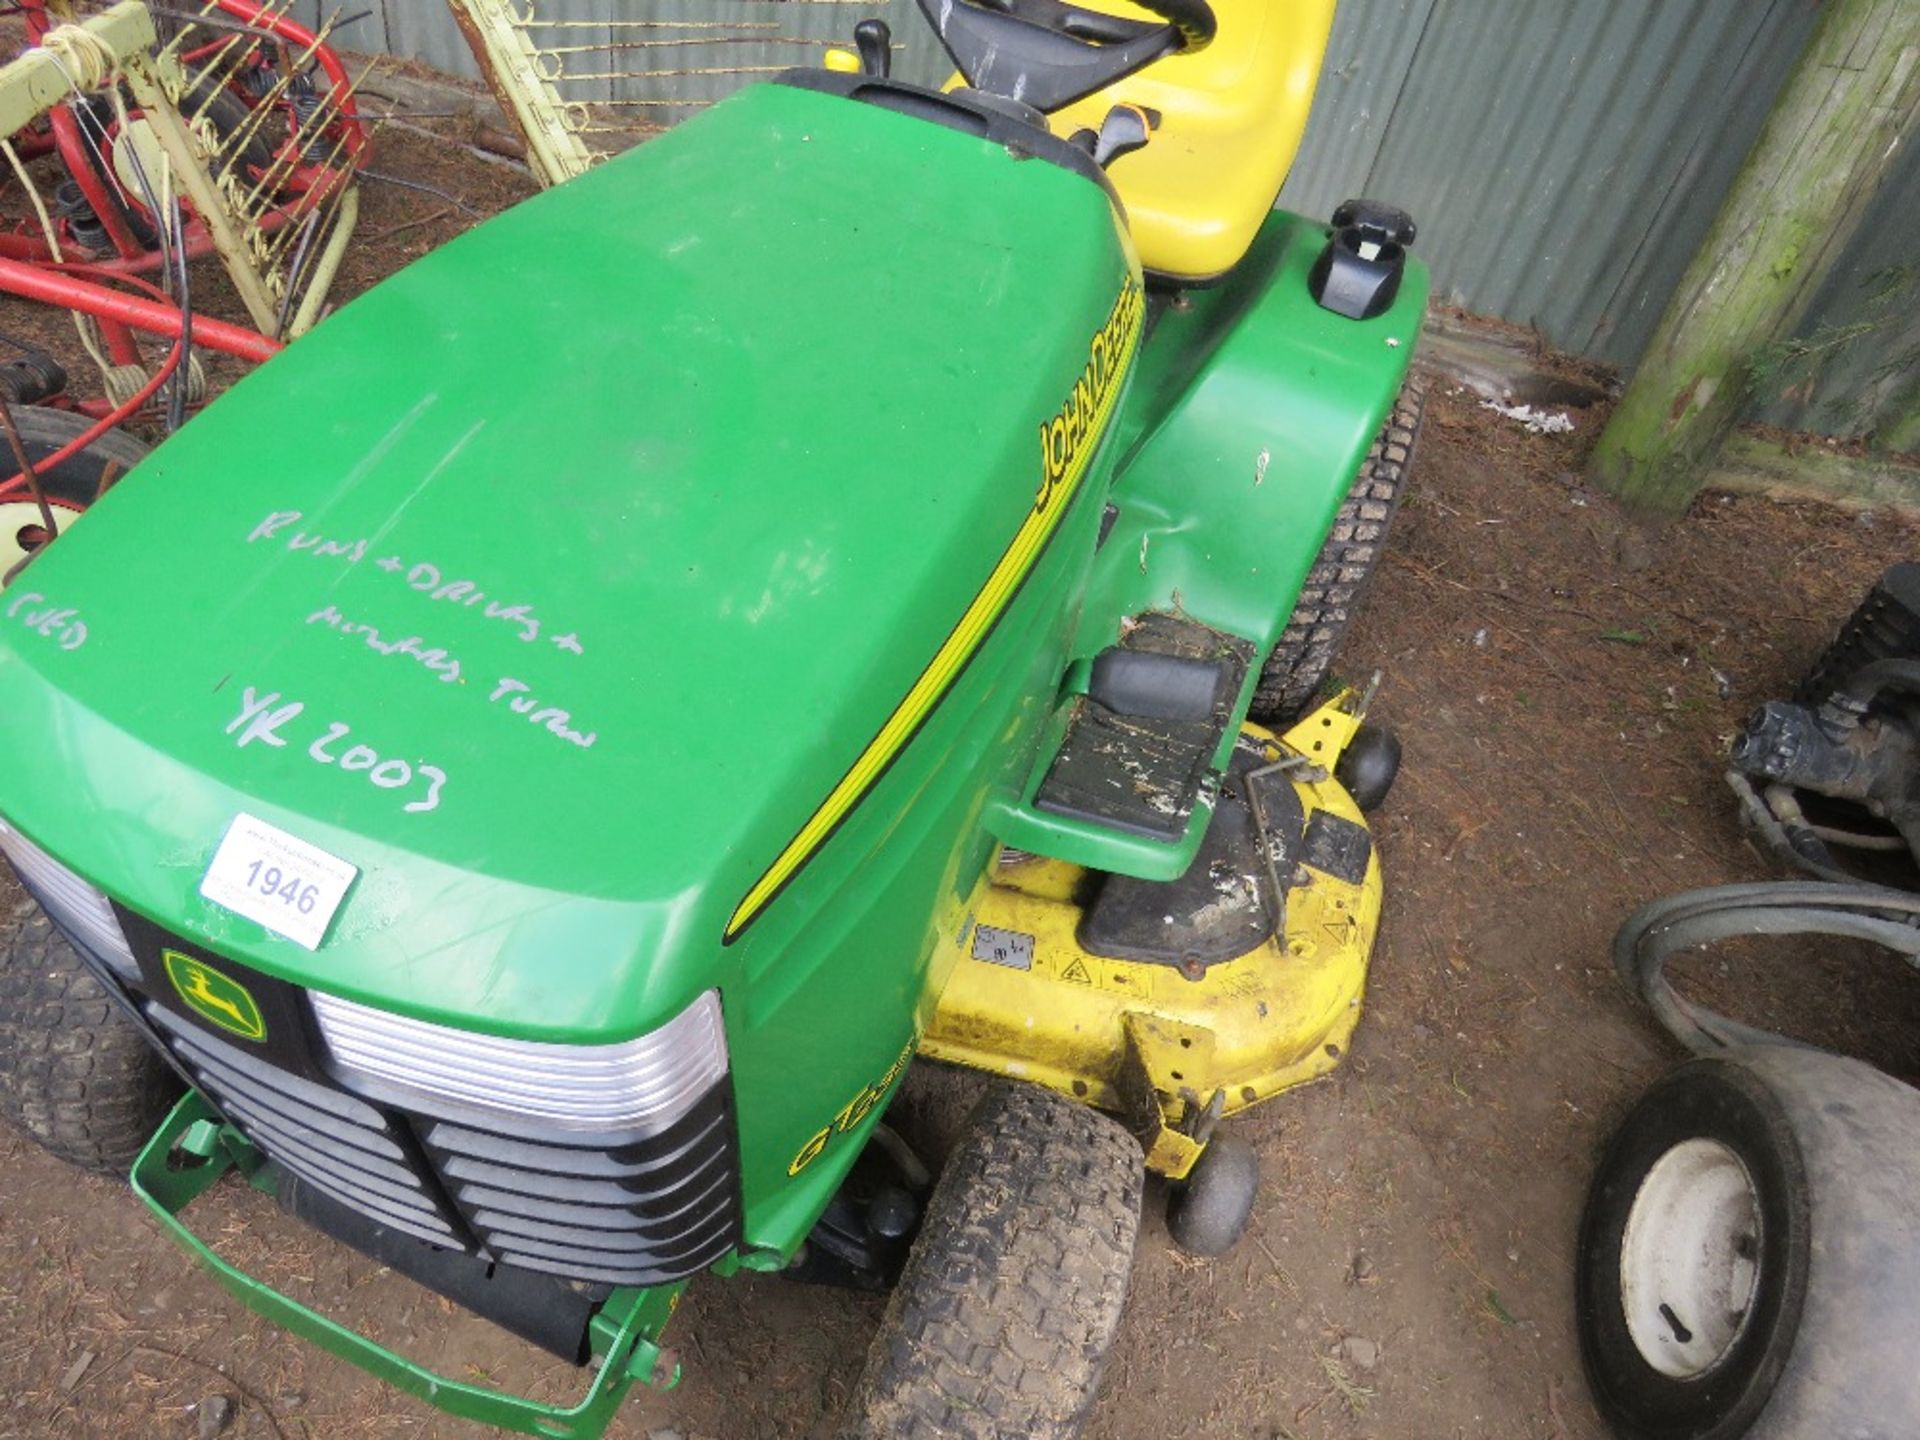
[424,1089,739,1286]
[141,996,742,1287]
[148,1006,461,1245]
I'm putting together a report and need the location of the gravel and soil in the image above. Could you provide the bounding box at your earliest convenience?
[1,101,1915,1440]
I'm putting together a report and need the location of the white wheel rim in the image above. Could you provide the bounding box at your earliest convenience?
[1619,1137,1763,1379]
[1,498,81,576]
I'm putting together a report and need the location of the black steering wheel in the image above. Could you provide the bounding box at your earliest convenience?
[916,0,1216,115]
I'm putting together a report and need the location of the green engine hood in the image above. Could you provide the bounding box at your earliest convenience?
[0,80,1136,1037]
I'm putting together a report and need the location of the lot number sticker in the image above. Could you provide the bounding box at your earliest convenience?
[200,813,358,951]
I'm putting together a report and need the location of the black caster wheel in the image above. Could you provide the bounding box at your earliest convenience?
[1336,724,1401,813]
[1167,1132,1259,1257]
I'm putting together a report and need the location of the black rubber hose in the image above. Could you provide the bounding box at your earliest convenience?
[1615,881,1920,1055]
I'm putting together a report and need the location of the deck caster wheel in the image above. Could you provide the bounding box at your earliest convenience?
[1335,724,1400,813]
[840,1082,1142,1440]
[1577,1046,1920,1440]
[1166,1131,1259,1257]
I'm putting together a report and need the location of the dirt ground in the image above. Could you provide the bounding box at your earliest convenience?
[2,103,1918,1440]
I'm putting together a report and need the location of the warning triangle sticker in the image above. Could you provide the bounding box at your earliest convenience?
[1060,958,1094,986]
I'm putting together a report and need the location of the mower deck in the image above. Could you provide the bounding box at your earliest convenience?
[924,697,1381,1179]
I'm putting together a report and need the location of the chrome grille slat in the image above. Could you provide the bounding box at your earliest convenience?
[442,1146,731,1211]
[467,1171,731,1242]
[288,1172,458,1243]
[425,1083,742,1284]
[477,1204,735,1266]
[153,1013,383,1124]
[217,1110,438,1212]
[470,1209,719,1256]
[205,1082,409,1166]
[485,1213,733,1270]
[429,1111,727,1180]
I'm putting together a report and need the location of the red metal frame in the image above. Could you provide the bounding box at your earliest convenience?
[0,0,365,423]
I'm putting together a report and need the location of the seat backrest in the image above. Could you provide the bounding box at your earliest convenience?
[1049,0,1337,283]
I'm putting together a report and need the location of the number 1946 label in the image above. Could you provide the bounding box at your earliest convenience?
[199,813,358,951]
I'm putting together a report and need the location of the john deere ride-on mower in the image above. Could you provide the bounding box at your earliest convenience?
[0,2,1426,1434]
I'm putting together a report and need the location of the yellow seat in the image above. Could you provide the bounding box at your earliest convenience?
[1050,0,1337,284]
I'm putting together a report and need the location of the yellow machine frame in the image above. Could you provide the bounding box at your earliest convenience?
[923,693,1381,1180]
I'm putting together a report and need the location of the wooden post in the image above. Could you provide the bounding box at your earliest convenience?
[1589,0,1920,521]
[1880,378,1920,456]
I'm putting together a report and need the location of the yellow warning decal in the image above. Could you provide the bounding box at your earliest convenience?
[725,278,1146,943]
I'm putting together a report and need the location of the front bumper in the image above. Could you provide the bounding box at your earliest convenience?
[132,1090,685,1439]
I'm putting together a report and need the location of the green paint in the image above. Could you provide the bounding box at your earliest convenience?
[0,79,1133,1251]
[993,210,1426,874]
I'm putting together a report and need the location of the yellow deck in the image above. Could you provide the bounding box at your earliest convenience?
[922,700,1381,1178]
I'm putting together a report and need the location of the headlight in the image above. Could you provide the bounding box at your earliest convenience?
[0,816,139,979]
[311,988,728,1136]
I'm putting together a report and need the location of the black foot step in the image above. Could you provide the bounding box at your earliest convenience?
[1077,741,1306,969]
[1034,613,1255,843]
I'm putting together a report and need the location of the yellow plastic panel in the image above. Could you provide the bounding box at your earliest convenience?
[1050,0,1337,282]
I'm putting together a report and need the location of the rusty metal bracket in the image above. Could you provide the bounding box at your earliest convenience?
[1118,1010,1221,1180]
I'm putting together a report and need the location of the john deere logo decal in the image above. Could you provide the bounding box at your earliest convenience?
[163,951,266,1042]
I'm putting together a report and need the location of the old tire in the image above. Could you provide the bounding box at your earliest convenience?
[1250,383,1424,722]
[0,898,179,1175]
[1,407,151,577]
[1576,1046,1920,1440]
[840,1082,1143,1440]
[1165,1130,1258,1257]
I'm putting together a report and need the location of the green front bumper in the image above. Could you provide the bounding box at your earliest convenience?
[131,1091,686,1439]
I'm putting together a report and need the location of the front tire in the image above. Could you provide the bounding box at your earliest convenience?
[840,1082,1143,1440]
[0,898,179,1174]
[1576,1046,1920,1440]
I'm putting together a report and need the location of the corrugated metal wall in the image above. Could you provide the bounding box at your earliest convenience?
[330,0,1914,440]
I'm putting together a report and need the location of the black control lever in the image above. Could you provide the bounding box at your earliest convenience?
[1092,104,1152,169]
[854,19,892,79]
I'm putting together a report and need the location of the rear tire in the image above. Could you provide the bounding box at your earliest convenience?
[840,1082,1143,1440]
[0,898,179,1175]
[1576,1046,1920,1440]
[1250,383,1424,722]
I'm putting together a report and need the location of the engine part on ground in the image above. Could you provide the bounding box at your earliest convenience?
[1794,562,1920,706]
[1577,1045,1920,1440]
[1613,881,1920,1056]
[1729,562,1920,883]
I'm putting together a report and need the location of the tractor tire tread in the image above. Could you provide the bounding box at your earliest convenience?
[841,1082,1143,1440]
[1250,384,1425,723]
[0,901,177,1175]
